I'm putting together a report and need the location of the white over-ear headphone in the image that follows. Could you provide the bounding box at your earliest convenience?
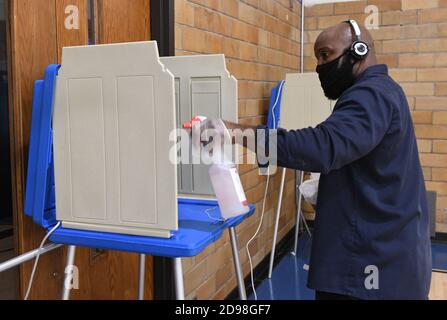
[345,20,369,60]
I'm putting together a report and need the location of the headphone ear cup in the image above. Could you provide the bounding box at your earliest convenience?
[351,41,369,60]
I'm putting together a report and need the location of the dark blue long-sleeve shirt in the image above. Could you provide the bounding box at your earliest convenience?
[259,65,432,299]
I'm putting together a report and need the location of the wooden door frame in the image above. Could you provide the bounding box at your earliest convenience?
[150,0,176,300]
[7,0,174,300]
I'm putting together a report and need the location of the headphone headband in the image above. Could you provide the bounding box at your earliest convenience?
[346,20,362,41]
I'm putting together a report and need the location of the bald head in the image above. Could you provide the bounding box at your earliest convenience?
[314,21,377,77]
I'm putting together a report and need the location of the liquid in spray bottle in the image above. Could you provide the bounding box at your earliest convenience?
[184,117,250,220]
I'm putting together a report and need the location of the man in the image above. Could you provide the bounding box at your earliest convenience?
[199,21,432,300]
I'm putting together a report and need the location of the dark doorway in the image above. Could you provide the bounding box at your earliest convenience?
[0,0,17,300]
[0,0,13,243]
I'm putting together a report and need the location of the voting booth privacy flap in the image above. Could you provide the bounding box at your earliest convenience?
[52,42,178,238]
[160,55,238,197]
[280,73,334,130]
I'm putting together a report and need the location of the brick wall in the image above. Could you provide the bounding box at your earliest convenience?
[303,0,447,232]
[175,0,301,299]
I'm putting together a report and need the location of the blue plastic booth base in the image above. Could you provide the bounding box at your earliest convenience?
[49,199,255,258]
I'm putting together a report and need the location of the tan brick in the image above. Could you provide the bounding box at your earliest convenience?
[407,96,416,110]
[232,20,259,44]
[175,26,183,50]
[402,0,439,10]
[418,139,433,153]
[377,55,398,68]
[239,42,258,61]
[176,0,195,26]
[381,10,418,26]
[306,3,334,16]
[412,111,433,124]
[367,0,402,11]
[415,125,447,139]
[182,27,205,53]
[389,69,417,82]
[194,5,214,30]
[434,112,447,124]
[436,83,447,96]
[239,1,261,27]
[317,15,349,30]
[334,1,367,14]
[369,26,401,40]
[196,275,217,300]
[305,30,322,44]
[383,40,418,54]
[305,16,317,30]
[182,257,195,273]
[419,8,447,24]
[401,24,439,39]
[222,37,239,58]
[420,39,447,53]
[433,168,447,182]
[439,23,447,37]
[418,69,447,82]
[416,97,447,111]
[399,54,434,68]
[434,140,447,153]
[184,260,208,295]
[423,167,432,180]
[381,11,418,26]
[304,56,317,72]
[402,83,435,96]
[436,54,447,67]
[189,0,220,11]
[204,32,223,54]
[221,0,239,18]
[426,181,447,196]
[374,40,383,54]
[212,12,233,36]
[421,154,447,169]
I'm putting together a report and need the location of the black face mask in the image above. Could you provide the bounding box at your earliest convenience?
[316,50,357,100]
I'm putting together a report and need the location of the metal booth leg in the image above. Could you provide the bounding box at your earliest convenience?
[229,227,247,300]
[62,245,77,300]
[138,254,146,300]
[173,257,185,300]
[292,170,305,256]
[268,168,287,278]
[0,243,62,273]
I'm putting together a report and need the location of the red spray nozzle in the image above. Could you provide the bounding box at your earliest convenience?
[182,116,207,129]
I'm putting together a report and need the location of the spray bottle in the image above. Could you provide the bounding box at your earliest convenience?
[183,117,250,220]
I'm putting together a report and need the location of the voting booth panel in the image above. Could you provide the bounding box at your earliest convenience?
[53,41,178,238]
[160,55,238,197]
[280,73,333,130]
[51,43,239,238]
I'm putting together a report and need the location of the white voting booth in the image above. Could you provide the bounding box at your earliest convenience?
[53,42,238,238]
[268,72,333,277]
[280,73,334,131]
[160,55,238,197]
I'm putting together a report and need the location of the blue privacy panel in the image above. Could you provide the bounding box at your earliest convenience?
[50,198,255,258]
[267,81,284,130]
[24,64,60,229]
